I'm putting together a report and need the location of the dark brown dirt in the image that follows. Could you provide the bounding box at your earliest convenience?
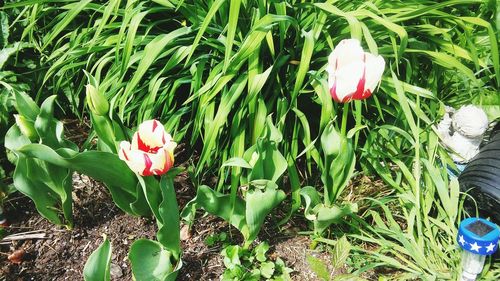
[0,171,329,281]
[0,120,383,280]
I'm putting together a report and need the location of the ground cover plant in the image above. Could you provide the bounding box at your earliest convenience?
[1,0,500,280]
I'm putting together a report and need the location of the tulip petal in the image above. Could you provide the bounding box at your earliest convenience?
[328,39,364,75]
[149,149,174,176]
[330,61,364,102]
[364,53,385,93]
[132,120,166,152]
[142,153,154,176]
[119,120,176,176]
[119,141,147,175]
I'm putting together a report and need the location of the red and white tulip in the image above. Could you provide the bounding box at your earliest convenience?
[119,120,176,176]
[327,39,385,103]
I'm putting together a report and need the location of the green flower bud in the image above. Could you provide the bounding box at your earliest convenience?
[14,114,38,141]
[86,84,109,116]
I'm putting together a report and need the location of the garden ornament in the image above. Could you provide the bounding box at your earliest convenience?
[437,105,489,172]
[327,38,385,103]
[457,217,499,281]
[119,120,176,176]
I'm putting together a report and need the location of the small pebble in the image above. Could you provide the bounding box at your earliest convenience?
[8,249,25,264]
[110,263,123,279]
[180,224,190,241]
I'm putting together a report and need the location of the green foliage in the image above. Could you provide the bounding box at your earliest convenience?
[307,236,366,281]
[2,0,500,279]
[204,232,228,247]
[6,93,77,227]
[129,239,181,281]
[186,120,287,245]
[221,242,292,281]
[83,237,112,281]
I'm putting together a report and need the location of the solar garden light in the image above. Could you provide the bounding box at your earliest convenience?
[457,218,500,281]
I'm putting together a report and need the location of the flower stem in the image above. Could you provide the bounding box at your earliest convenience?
[340,102,349,137]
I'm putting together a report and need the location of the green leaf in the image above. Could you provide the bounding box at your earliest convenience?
[157,175,181,259]
[6,126,73,227]
[245,182,286,242]
[0,42,30,70]
[300,186,322,221]
[13,157,62,225]
[222,157,253,169]
[83,237,112,281]
[306,255,330,281]
[331,236,351,271]
[292,29,314,102]
[260,261,275,279]
[254,242,269,262]
[224,0,241,71]
[320,124,356,204]
[314,203,358,235]
[221,245,242,270]
[14,91,39,121]
[42,0,92,49]
[121,27,190,115]
[195,185,248,238]
[244,138,287,183]
[0,11,9,48]
[185,0,225,64]
[129,239,181,281]
[16,144,146,216]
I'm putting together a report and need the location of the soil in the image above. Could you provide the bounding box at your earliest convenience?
[0,120,386,281]
[0,170,336,281]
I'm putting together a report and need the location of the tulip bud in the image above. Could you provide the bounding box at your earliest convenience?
[86,84,109,116]
[14,114,38,141]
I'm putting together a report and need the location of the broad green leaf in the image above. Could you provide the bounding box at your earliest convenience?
[300,186,322,221]
[246,182,286,242]
[222,157,252,169]
[321,123,356,204]
[129,239,180,281]
[254,242,269,262]
[0,42,30,70]
[14,91,39,121]
[221,245,242,270]
[314,203,358,235]
[260,261,275,279]
[83,237,112,281]
[17,144,146,216]
[195,185,247,238]
[13,157,62,225]
[244,138,287,183]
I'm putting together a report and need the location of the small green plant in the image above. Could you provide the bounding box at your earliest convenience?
[221,242,292,281]
[5,92,78,228]
[204,232,228,247]
[185,118,287,247]
[307,236,366,281]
